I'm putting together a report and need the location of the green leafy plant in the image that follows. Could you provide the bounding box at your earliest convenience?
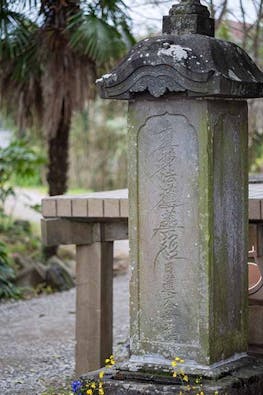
[0,138,45,210]
[0,240,21,299]
[0,139,44,300]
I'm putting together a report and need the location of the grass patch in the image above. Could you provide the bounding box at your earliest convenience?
[21,186,93,195]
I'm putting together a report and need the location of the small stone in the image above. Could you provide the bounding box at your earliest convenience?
[162,42,170,49]
[46,256,75,291]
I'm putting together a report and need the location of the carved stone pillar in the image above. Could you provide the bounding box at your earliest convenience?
[128,98,248,366]
[89,0,263,392]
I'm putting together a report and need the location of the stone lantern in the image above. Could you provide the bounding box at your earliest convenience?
[93,0,263,393]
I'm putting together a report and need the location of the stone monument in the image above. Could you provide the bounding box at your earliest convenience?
[87,0,263,393]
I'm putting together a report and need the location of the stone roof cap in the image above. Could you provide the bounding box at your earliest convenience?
[96,34,263,100]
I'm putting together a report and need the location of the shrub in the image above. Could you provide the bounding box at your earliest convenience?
[0,139,45,210]
[0,241,21,299]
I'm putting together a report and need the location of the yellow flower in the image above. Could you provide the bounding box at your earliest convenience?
[171,361,177,367]
[99,389,105,395]
[86,390,93,395]
[172,372,177,377]
[99,371,105,379]
[183,375,189,382]
[200,392,205,395]
[175,357,181,362]
[105,355,115,366]
[214,392,219,395]
[180,359,185,363]
[91,382,96,389]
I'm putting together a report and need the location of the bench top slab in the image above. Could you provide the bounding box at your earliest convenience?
[42,189,128,219]
[42,184,263,221]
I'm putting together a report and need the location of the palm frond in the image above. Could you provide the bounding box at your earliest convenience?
[0,0,135,142]
[68,12,126,63]
[20,0,38,8]
[0,19,41,132]
[0,0,38,58]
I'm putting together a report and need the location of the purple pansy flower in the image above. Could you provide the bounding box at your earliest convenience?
[71,380,82,393]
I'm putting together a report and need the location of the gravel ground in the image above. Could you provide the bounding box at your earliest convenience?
[0,273,129,394]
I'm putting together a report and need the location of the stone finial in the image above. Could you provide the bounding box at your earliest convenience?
[170,0,210,16]
[163,0,215,36]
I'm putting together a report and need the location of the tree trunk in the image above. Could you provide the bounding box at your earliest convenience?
[44,107,71,258]
[47,109,71,196]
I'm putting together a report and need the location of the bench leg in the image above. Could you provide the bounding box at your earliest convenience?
[75,242,113,375]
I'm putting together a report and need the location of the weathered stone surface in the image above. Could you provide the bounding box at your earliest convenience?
[170,0,210,16]
[101,378,263,395]
[128,97,248,366]
[163,14,214,37]
[96,35,263,100]
[81,358,263,394]
[211,100,248,361]
[163,0,214,36]
[119,355,251,380]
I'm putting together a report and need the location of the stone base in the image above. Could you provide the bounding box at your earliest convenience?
[119,353,251,380]
[81,356,263,395]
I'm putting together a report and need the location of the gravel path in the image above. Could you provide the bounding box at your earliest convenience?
[0,273,129,394]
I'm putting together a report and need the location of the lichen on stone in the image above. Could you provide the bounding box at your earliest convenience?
[157,44,192,61]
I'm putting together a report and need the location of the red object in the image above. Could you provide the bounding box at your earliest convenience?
[248,262,263,295]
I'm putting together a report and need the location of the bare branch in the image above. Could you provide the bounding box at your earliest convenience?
[216,0,228,28]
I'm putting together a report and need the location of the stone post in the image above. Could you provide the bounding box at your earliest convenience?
[94,0,263,392]
[127,98,249,368]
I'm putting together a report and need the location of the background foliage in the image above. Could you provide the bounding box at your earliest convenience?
[69,100,127,191]
[0,139,44,209]
[0,240,21,299]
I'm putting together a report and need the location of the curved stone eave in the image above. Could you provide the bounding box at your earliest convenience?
[97,69,263,100]
[96,34,263,100]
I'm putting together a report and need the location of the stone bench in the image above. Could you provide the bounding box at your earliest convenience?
[41,185,263,375]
